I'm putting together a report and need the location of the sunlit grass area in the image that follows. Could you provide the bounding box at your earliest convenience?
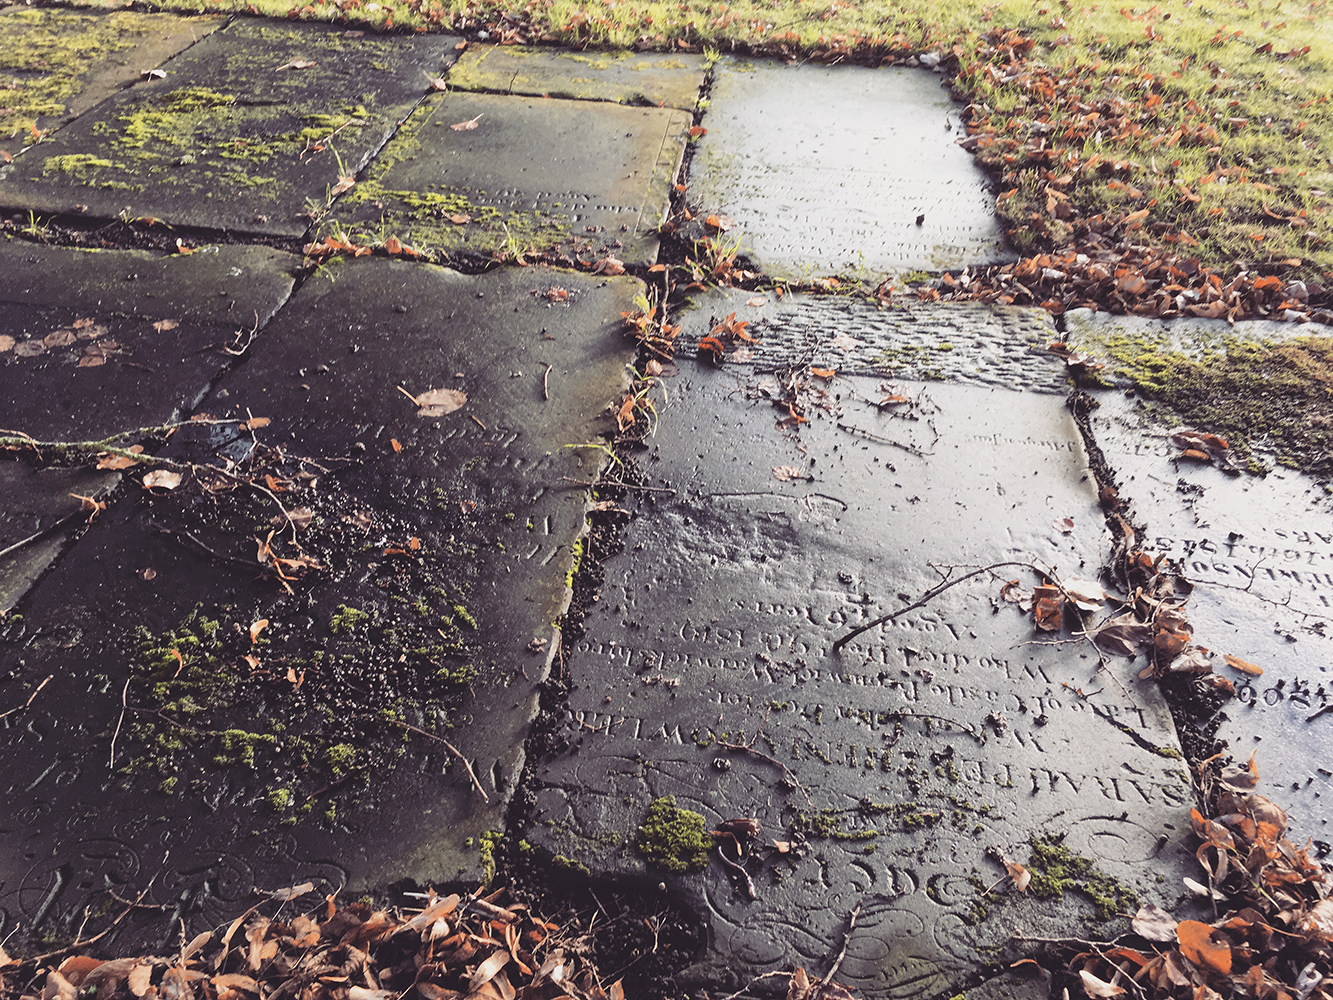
[13,0,1333,285]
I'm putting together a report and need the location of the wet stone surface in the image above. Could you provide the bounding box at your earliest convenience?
[0,7,225,160]
[447,45,706,111]
[0,21,460,236]
[1074,386,1333,845]
[527,295,1194,998]
[0,242,298,442]
[688,59,1012,278]
[0,462,119,612]
[333,91,688,263]
[0,258,641,949]
[673,288,1064,391]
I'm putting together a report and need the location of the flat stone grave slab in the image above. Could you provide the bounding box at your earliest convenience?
[0,242,297,442]
[0,21,460,236]
[0,461,119,613]
[333,91,689,263]
[446,45,706,111]
[527,292,1194,998]
[1066,309,1333,845]
[687,59,1012,279]
[670,288,1067,392]
[0,259,641,949]
[0,7,225,161]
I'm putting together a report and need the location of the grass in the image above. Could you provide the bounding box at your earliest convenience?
[29,0,1328,287]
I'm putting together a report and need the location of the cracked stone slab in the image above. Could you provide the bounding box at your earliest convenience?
[687,59,1012,279]
[446,45,706,111]
[0,21,461,236]
[0,242,298,441]
[671,287,1066,392]
[0,462,119,612]
[0,259,640,946]
[1066,310,1333,842]
[527,294,1193,999]
[0,7,226,160]
[332,91,688,263]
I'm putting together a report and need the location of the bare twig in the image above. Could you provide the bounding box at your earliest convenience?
[151,521,258,569]
[543,363,552,401]
[0,673,52,720]
[109,677,130,770]
[13,889,151,966]
[717,972,795,1000]
[820,903,861,994]
[381,718,489,802]
[561,477,677,494]
[833,560,1033,652]
[714,714,814,807]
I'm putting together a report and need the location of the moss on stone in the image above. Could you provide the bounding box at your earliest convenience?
[1026,833,1139,921]
[330,604,370,633]
[479,829,503,882]
[635,796,712,873]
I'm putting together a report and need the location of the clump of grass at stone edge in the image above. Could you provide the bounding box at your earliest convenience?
[62,0,1333,286]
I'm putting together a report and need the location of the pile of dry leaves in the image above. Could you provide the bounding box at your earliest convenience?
[0,887,625,1000]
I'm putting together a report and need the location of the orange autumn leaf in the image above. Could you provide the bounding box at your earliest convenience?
[1177,920,1232,975]
[810,367,836,379]
[1223,654,1263,676]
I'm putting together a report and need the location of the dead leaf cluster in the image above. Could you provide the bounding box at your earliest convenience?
[2,888,637,1000]
[1067,761,1331,1000]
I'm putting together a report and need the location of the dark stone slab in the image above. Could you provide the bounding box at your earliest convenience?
[671,288,1065,392]
[0,242,297,441]
[0,259,641,947]
[0,21,461,236]
[447,45,706,111]
[1066,310,1333,841]
[0,462,119,612]
[333,91,689,263]
[688,59,1012,278]
[0,7,225,160]
[527,294,1193,998]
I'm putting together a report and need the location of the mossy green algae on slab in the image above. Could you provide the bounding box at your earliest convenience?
[0,20,462,236]
[332,90,688,264]
[446,45,706,111]
[0,7,224,159]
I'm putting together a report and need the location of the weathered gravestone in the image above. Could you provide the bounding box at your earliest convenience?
[332,88,689,264]
[446,45,706,111]
[0,241,296,615]
[0,20,460,235]
[0,259,641,948]
[686,60,1012,279]
[0,7,225,161]
[1067,309,1333,845]
[527,292,1195,997]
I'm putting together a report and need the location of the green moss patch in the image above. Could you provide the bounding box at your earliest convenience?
[1026,834,1139,922]
[635,796,712,873]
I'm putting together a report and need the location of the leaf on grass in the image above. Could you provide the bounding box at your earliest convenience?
[330,175,356,197]
[265,882,315,901]
[0,334,14,353]
[1132,903,1179,942]
[591,256,625,275]
[45,329,77,347]
[152,319,179,332]
[1223,653,1263,676]
[276,59,317,70]
[245,416,271,430]
[1177,920,1232,974]
[397,385,467,417]
[128,965,153,997]
[772,465,805,482]
[450,114,483,131]
[211,974,258,993]
[616,395,637,431]
[142,469,183,490]
[425,73,448,90]
[448,214,471,224]
[250,619,269,644]
[1079,971,1126,997]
